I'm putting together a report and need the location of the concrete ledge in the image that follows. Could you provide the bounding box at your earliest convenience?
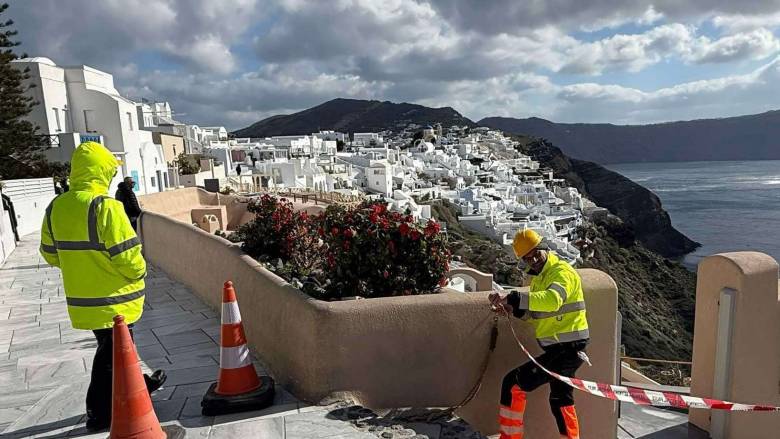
[691,252,780,438]
[139,211,619,437]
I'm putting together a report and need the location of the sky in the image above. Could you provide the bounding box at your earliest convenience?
[10,0,780,130]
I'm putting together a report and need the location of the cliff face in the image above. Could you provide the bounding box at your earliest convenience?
[479,110,780,164]
[518,138,699,258]
[578,216,696,360]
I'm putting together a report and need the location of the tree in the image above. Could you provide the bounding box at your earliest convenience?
[175,152,201,175]
[0,3,51,180]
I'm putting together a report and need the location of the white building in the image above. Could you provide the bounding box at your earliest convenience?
[200,126,228,142]
[313,130,347,143]
[12,58,168,195]
[353,132,384,147]
[366,161,393,197]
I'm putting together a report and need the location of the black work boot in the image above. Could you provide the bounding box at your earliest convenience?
[144,369,167,394]
[85,410,110,432]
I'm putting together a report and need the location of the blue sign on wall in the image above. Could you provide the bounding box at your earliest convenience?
[131,171,140,193]
[80,134,101,143]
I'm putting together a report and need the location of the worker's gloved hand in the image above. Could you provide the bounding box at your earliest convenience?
[488,292,513,314]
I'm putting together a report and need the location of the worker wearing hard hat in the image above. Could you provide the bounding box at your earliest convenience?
[489,229,589,439]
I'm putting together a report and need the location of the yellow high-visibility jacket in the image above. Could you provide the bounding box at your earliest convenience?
[39,142,146,330]
[509,251,589,346]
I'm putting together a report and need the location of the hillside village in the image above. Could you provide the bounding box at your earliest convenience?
[13,58,605,274]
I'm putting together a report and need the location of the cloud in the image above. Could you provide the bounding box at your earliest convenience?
[426,1,780,33]
[12,0,264,75]
[8,0,780,130]
[552,56,780,122]
[712,11,780,31]
[685,28,780,63]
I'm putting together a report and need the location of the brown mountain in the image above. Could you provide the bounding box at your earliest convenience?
[479,111,780,164]
[233,98,475,137]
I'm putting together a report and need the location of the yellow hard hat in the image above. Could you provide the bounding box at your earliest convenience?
[513,229,542,258]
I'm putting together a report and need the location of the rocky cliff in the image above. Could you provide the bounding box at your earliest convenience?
[517,137,699,258]
[578,216,696,360]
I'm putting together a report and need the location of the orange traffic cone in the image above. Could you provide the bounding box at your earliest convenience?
[201,281,274,416]
[110,315,165,439]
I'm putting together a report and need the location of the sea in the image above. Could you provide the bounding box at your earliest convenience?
[606,160,780,270]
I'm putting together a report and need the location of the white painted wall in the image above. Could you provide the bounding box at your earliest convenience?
[366,163,392,197]
[1,189,17,265]
[1,179,56,237]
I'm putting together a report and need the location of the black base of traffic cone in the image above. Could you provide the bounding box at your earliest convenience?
[201,376,275,416]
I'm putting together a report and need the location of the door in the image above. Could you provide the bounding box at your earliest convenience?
[156,171,164,192]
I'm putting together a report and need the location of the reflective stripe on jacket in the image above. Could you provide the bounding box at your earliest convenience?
[40,141,146,330]
[511,251,589,346]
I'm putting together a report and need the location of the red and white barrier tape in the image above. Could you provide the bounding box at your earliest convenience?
[502,312,780,412]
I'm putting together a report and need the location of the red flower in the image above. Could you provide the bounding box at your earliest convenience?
[399,223,410,236]
[343,241,351,250]
[317,227,325,237]
[380,219,390,230]
[439,277,448,287]
[369,213,379,224]
[300,211,308,221]
[404,215,414,223]
[372,204,387,215]
[388,240,396,253]
[383,270,389,279]
[424,221,441,237]
[410,230,421,241]
[343,228,354,238]
[331,227,340,236]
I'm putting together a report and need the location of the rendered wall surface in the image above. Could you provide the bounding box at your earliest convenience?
[690,252,780,439]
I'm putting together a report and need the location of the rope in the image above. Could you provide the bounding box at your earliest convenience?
[395,314,499,423]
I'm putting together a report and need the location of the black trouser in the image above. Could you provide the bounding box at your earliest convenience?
[501,340,588,434]
[85,325,133,421]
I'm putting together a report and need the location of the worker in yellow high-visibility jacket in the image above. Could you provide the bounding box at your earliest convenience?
[39,142,165,431]
[489,229,589,439]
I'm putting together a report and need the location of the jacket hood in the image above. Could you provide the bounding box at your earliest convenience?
[69,142,119,194]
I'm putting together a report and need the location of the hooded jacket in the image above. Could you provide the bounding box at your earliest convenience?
[115,181,142,220]
[40,142,146,330]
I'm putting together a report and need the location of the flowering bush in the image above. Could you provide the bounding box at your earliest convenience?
[235,195,451,300]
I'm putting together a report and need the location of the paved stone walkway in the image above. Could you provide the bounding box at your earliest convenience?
[0,235,461,438]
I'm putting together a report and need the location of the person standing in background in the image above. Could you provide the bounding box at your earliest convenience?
[115,176,142,231]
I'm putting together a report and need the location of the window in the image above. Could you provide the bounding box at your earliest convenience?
[151,177,156,187]
[53,108,61,131]
[62,109,68,131]
[173,147,177,156]
[126,112,133,130]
